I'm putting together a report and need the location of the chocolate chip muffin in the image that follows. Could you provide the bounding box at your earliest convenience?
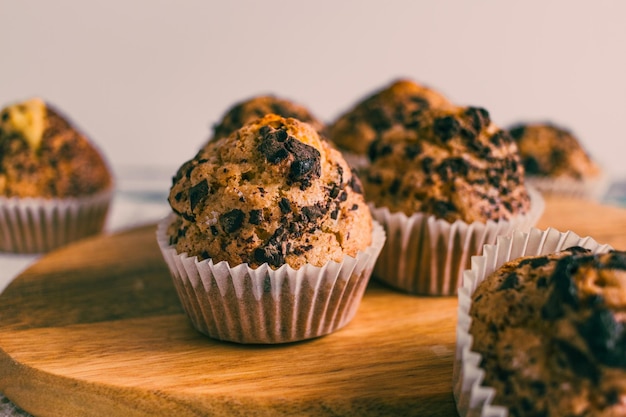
[169,113,370,269]
[0,98,112,198]
[158,114,386,343]
[469,247,626,417]
[211,95,326,142]
[363,106,530,223]
[508,123,601,181]
[362,105,543,295]
[329,78,454,157]
[0,98,113,253]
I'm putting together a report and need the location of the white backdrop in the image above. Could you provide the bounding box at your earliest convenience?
[2,0,625,180]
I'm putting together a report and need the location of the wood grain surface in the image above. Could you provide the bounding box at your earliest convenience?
[0,196,624,417]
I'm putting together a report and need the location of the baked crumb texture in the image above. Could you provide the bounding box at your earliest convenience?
[361,105,530,223]
[0,98,112,198]
[509,123,601,181]
[211,95,326,142]
[470,248,626,417]
[168,114,372,270]
[329,78,454,156]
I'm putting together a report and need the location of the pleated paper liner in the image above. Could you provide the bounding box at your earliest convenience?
[370,187,545,296]
[156,214,386,344]
[526,172,610,201]
[454,227,613,417]
[0,188,113,253]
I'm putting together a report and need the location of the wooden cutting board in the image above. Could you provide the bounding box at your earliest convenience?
[0,196,625,417]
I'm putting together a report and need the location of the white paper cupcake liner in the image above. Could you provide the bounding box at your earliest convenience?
[370,187,544,296]
[156,214,386,344]
[0,188,113,253]
[526,172,610,201]
[454,227,613,417]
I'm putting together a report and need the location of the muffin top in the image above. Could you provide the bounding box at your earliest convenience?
[328,78,454,155]
[508,123,601,180]
[0,98,112,198]
[211,95,325,141]
[361,105,530,223]
[168,114,372,269]
[470,247,626,417]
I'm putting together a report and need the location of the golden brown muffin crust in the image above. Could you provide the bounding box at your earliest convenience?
[470,248,626,417]
[212,95,326,141]
[361,105,530,223]
[328,78,454,155]
[509,123,601,180]
[0,100,112,198]
[169,114,372,269]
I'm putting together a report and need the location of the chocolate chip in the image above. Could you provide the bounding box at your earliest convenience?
[536,277,548,288]
[329,184,340,198]
[431,200,456,219]
[566,246,592,254]
[258,128,292,163]
[421,157,434,174]
[210,225,219,236]
[554,340,599,382]
[542,254,589,319]
[523,156,541,175]
[518,257,551,269]
[189,180,209,211]
[253,245,284,268]
[366,173,383,185]
[508,125,526,141]
[174,192,183,202]
[368,138,393,162]
[330,208,339,220]
[436,157,469,181]
[219,209,245,233]
[466,139,491,159]
[530,381,546,396]
[279,198,291,214]
[302,205,324,221]
[173,159,195,183]
[489,131,510,146]
[249,209,262,225]
[367,107,392,132]
[349,173,363,194]
[389,178,401,194]
[404,143,422,159]
[433,116,460,142]
[285,139,321,186]
[339,191,348,202]
[578,308,626,368]
[350,204,359,210]
[275,129,289,142]
[181,212,195,222]
[465,107,491,133]
[602,251,626,270]
[498,273,520,290]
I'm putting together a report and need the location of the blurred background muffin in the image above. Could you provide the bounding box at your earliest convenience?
[210,94,326,143]
[157,114,385,343]
[328,78,454,168]
[360,104,543,295]
[0,98,113,253]
[508,122,607,200]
